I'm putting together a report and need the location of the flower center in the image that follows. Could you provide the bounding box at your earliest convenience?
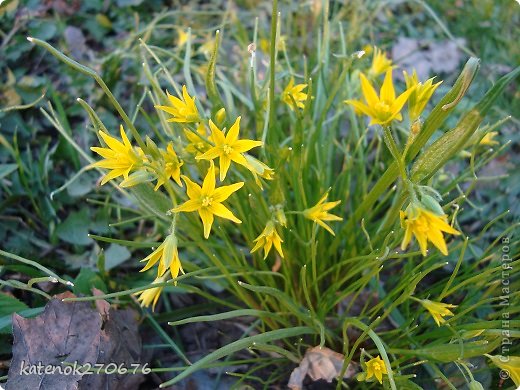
[373,362,381,371]
[202,196,213,207]
[223,144,233,154]
[375,101,391,113]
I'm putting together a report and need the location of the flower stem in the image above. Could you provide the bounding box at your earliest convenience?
[382,126,420,202]
[268,0,278,132]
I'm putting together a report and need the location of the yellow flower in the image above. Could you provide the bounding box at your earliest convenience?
[479,131,499,146]
[140,234,184,279]
[244,154,275,189]
[90,125,143,185]
[251,220,284,259]
[365,356,388,384]
[345,69,414,126]
[403,70,442,121]
[282,78,308,110]
[135,275,167,311]
[258,35,286,53]
[486,355,520,387]
[155,85,200,123]
[172,163,243,238]
[154,143,183,190]
[303,193,343,236]
[176,27,190,47]
[418,299,457,326]
[196,117,263,181]
[400,206,461,256]
[184,123,212,156]
[369,47,393,77]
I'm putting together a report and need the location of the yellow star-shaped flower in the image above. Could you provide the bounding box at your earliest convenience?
[400,206,461,256]
[196,117,263,181]
[172,163,243,238]
[282,78,308,110]
[250,220,284,259]
[153,143,183,190]
[303,193,343,235]
[369,47,394,77]
[90,125,143,185]
[155,85,200,123]
[417,299,457,326]
[345,69,414,126]
[140,234,184,279]
[365,356,388,384]
[403,69,442,121]
[135,274,167,311]
[479,131,499,146]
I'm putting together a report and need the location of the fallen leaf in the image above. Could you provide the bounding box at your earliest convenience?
[92,288,110,322]
[7,292,102,389]
[6,292,144,389]
[288,346,357,389]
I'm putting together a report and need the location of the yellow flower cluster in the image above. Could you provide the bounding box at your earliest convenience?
[89,65,460,311]
[345,48,442,128]
[89,85,279,308]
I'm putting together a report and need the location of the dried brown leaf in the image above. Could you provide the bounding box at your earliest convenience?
[6,292,143,390]
[288,346,357,389]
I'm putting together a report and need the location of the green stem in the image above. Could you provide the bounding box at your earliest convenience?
[268,0,278,133]
[382,126,406,181]
[382,126,419,204]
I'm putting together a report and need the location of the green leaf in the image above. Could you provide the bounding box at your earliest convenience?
[205,30,225,114]
[66,173,95,197]
[115,0,144,6]
[0,307,44,334]
[0,293,28,317]
[0,163,18,180]
[169,309,274,326]
[391,338,501,362]
[131,183,171,221]
[160,327,315,387]
[411,66,520,183]
[56,209,93,246]
[104,244,131,271]
[28,20,57,41]
[73,268,107,295]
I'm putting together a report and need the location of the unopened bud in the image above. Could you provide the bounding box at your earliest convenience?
[215,107,226,126]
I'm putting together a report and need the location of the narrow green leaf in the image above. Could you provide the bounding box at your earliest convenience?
[412,66,520,182]
[391,338,501,362]
[169,309,275,326]
[205,29,225,113]
[159,327,315,387]
[0,163,18,180]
